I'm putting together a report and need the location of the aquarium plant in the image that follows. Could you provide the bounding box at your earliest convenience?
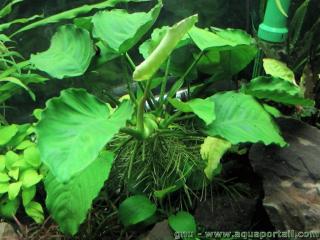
[13,0,312,235]
[0,123,44,223]
[0,0,316,236]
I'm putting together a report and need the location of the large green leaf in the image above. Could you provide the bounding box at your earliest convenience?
[30,25,94,79]
[45,151,114,235]
[205,91,286,147]
[118,195,157,227]
[11,0,152,36]
[242,76,314,106]
[168,98,215,125]
[36,88,134,182]
[189,27,257,75]
[92,1,162,53]
[133,14,198,81]
[200,137,231,180]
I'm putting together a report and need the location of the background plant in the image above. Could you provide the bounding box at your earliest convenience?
[0,123,44,224]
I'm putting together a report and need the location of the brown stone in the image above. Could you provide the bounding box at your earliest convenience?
[142,220,173,240]
[0,222,19,240]
[249,118,320,231]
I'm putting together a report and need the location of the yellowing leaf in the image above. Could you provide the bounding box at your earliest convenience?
[200,137,231,180]
[263,58,296,84]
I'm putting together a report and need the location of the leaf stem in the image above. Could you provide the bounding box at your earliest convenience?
[137,77,153,134]
[159,57,171,106]
[159,111,182,128]
[125,53,136,71]
[186,51,203,98]
[120,127,143,139]
[127,142,139,179]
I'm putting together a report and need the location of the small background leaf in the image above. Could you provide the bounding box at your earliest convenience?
[8,181,22,200]
[118,195,156,227]
[24,201,44,224]
[168,211,196,234]
[0,125,18,146]
[168,98,215,125]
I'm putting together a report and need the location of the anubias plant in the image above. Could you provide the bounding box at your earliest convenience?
[25,0,313,236]
[0,123,44,223]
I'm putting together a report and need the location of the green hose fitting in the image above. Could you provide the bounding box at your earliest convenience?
[258,0,292,43]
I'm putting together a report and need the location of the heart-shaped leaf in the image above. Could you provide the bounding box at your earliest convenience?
[45,151,114,235]
[36,88,134,182]
[30,25,95,79]
[242,76,314,106]
[168,98,215,125]
[189,27,257,75]
[92,1,162,53]
[118,195,156,227]
[168,211,196,234]
[205,91,286,147]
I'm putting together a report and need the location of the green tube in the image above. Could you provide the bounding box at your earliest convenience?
[258,0,292,43]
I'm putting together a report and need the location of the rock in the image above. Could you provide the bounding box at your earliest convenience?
[194,191,258,231]
[249,118,320,231]
[0,222,19,240]
[142,220,173,240]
